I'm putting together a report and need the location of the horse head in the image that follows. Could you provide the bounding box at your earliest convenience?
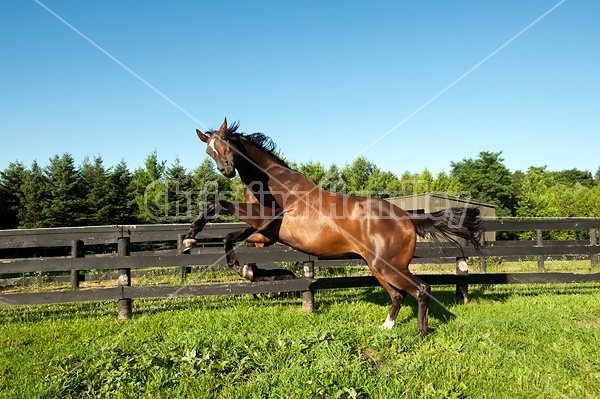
[196,118,238,178]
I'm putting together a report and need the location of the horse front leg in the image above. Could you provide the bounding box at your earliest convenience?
[181,203,218,252]
[217,202,294,282]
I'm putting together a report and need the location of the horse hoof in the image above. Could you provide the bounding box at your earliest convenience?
[417,328,428,337]
[181,238,197,252]
[379,316,395,330]
[241,263,255,281]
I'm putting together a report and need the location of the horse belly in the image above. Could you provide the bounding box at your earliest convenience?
[277,218,356,258]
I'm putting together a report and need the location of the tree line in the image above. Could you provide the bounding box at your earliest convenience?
[1,150,599,232]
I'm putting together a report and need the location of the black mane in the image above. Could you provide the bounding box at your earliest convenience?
[244,132,276,153]
[207,121,286,165]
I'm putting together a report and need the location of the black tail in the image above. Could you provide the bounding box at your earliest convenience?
[410,207,482,254]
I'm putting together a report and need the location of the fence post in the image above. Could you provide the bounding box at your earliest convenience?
[455,257,469,304]
[118,237,132,320]
[536,229,544,272]
[301,260,315,312]
[591,228,598,269]
[70,239,84,288]
[177,234,189,281]
[478,232,486,273]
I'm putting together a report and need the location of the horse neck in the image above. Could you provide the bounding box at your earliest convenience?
[236,141,287,185]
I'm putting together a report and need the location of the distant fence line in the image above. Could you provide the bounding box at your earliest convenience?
[0,219,599,316]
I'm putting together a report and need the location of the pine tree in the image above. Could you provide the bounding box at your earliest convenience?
[106,159,136,224]
[191,157,226,217]
[365,170,402,198]
[80,156,112,225]
[19,161,47,228]
[43,153,84,227]
[165,157,192,222]
[131,151,167,223]
[321,164,345,193]
[0,161,27,229]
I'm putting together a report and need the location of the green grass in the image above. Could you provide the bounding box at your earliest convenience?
[416,258,596,274]
[2,280,600,398]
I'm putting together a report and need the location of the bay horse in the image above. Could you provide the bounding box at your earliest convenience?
[183,118,481,336]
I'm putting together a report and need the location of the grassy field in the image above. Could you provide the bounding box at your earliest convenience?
[1,262,600,398]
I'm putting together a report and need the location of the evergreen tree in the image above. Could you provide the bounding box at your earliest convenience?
[165,157,192,222]
[19,161,47,228]
[19,161,48,229]
[80,156,112,225]
[108,160,136,224]
[415,169,435,194]
[131,151,167,223]
[43,153,84,227]
[364,171,402,198]
[191,157,222,203]
[399,171,418,195]
[320,164,345,193]
[131,150,166,194]
[191,157,239,219]
[0,161,26,229]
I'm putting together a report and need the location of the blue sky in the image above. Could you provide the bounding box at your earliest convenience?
[1,1,598,177]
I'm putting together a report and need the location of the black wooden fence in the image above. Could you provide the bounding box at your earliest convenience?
[1,219,599,318]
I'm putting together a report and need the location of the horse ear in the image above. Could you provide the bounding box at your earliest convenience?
[196,129,209,143]
[219,117,228,132]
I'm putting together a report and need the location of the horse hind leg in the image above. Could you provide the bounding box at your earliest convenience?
[370,271,407,330]
[223,229,296,282]
[381,288,408,330]
[390,271,430,337]
[374,265,431,336]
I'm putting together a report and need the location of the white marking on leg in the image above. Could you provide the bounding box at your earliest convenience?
[208,137,219,156]
[380,314,395,330]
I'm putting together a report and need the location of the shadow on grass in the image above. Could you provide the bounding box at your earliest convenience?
[312,285,459,331]
[468,281,600,303]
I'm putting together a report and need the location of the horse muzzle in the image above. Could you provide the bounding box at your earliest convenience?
[218,164,236,178]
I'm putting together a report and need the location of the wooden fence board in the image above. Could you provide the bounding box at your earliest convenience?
[1,243,597,274]
[482,219,600,232]
[0,223,247,249]
[2,272,600,307]
[0,288,122,306]
[2,219,598,249]
[0,246,310,274]
[124,279,313,299]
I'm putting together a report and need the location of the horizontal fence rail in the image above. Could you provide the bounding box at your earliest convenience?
[1,218,599,316]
